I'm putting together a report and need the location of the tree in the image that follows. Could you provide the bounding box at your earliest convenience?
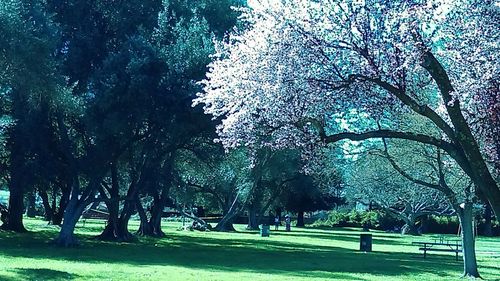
[175,146,252,232]
[378,138,482,277]
[44,0,243,245]
[281,174,340,227]
[0,0,67,232]
[345,149,452,235]
[194,0,500,219]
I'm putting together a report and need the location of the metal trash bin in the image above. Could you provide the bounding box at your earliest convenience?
[260,224,270,237]
[360,233,372,252]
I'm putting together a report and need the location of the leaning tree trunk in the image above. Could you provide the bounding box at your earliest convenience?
[215,207,238,232]
[458,203,480,278]
[296,211,305,227]
[39,189,53,221]
[401,216,420,236]
[53,177,100,247]
[53,194,86,247]
[215,195,240,232]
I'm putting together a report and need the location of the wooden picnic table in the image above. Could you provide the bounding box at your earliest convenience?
[412,240,462,261]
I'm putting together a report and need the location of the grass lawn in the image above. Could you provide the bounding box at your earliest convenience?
[0,218,499,281]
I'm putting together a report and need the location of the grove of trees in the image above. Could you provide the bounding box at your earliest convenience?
[0,0,498,279]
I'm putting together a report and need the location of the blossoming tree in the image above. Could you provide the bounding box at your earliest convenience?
[194,0,500,219]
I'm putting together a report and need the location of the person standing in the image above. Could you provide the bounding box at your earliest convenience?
[274,215,280,230]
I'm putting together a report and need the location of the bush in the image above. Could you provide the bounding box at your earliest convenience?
[311,210,387,229]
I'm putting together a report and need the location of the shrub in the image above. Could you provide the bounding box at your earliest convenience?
[310,210,387,229]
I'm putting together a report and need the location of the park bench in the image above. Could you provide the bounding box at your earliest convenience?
[412,237,462,261]
[80,209,109,227]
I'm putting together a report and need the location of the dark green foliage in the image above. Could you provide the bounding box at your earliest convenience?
[311,210,401,230]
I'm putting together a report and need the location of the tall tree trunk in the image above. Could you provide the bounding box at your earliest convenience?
[2,90,27,232]
[458,203,480,278]
[296,211,305,227]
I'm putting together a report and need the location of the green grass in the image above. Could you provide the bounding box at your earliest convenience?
[0,218,499,281]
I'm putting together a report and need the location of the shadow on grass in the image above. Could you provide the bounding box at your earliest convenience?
[12,268,76,280]
[0,228,465,280]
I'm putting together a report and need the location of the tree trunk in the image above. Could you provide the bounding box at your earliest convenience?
[215,195,240,232]
[136,196,152,236]
[53,178,99,247]
[401,216,420,235]
[53,195,85,247]
[98,180,139,242]
[215,207,237,232]
[53,207,81,247]
[97,163,130,241]
[420,50,500,217]
[26,191,37,218]
[296,211,305,227]
[51,186,70,226]
[482,204,493,237]
[275,208,282,225]
[401,223,420,235]
[39,189,53,221]
[149,203,165,237]
[420,215,429,234]
[2,90,27,232]
[458,203,480,278]
[2,181,27,232]
[136,189,167,237]
[97,212,135,242]
[246,207,259,230]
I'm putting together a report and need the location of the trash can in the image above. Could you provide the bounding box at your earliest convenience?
[360,233,372,252]
[260,224,270,237]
